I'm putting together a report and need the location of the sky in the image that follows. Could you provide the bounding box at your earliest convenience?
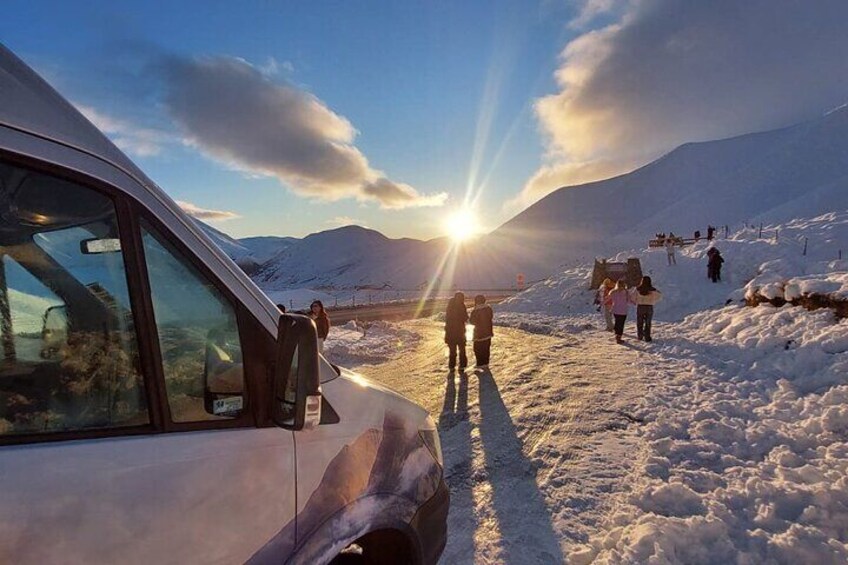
[3,1,848,240]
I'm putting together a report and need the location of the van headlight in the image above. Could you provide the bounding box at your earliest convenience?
[419,416,443,466]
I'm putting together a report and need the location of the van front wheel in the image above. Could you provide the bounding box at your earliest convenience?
[330,529,417,565]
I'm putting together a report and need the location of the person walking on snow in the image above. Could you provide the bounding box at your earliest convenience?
[444,292,469,370]
[665,237,677,265]
[605,280,635,344]
[595,278,615,331]
[632,276,662,342]
[708,248,724,283]
[469,294,494,368]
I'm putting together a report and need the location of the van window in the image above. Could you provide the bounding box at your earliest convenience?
[140,222,244,423]
[0,162,148,436]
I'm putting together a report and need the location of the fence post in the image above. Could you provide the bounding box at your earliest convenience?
[289,299,293,311]
[334,297,338,307]
[775,229,779,242]
[725,225,729,238]
[758,223,763,238]
[352,293,356,307]
[803,237,808,256]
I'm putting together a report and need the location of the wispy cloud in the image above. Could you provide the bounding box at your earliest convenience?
[159,55,447,210]
[177,200,240,221]
[325,215,367,228]
[76,104,168,157]
[517,0,848,208]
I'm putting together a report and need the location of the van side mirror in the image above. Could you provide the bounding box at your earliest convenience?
[273,314,322,431]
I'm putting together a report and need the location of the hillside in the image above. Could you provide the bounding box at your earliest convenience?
[487,105,848,282]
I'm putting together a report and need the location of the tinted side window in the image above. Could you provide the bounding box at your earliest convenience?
[140,222,244,423]
[0,162,148,436]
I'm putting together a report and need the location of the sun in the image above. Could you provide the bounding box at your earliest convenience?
[445,208,481,243]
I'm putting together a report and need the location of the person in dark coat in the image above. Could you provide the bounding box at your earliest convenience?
[310,300,331,352]
[707,248,724,283]
[444,292,468,370]
[707,225,715,241]
[469,294,494,367]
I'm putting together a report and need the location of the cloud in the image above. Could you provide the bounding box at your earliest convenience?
[176,200,240,221]
[326,216,367,228]
[518,0,848,207]
[159,56,446,209]
[77,104,168,157]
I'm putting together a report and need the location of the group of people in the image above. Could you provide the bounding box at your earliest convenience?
[277,300,331,352]
[443,292,494,371]
[596,276,663,343]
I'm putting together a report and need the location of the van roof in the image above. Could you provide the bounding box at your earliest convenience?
[0,43,138,175]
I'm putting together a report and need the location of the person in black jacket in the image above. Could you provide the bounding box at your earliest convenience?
[310,300,331,352]
[444,292,468,370]
[707,248,724,283]
[469,294,494,368]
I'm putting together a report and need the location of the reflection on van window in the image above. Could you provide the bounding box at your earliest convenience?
[141,223,244,423]
[0,161,148,436]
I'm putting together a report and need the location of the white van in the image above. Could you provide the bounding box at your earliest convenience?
[0,45,447,564]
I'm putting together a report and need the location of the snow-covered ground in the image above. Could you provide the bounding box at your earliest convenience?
[354,212,847,563]
[497,213,848,563]
[322,320,422,367]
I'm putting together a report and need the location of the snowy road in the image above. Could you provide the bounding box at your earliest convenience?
[355,319,655,563]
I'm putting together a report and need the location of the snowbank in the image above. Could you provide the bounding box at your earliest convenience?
[500,211,848,323]
[573,304,848,563]
[323,320,420,368]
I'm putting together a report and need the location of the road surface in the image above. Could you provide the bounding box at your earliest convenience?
[327,295,511,325]
[353,319,654,563]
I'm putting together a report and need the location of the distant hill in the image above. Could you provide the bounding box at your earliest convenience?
[206,107,848,289]
[253,225,449,290]
[239,235,300,264]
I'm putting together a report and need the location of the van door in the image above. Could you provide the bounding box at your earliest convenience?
[0,159,296,563]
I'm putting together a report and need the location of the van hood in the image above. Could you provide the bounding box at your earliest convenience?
[321,365,430,429]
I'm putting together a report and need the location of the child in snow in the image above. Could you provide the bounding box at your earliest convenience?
[605,280,635,343]
[469,294,494,368]
[665,237,677,265]
[595,278,615,331]
[632,276,662,342]
[310,300,330,353]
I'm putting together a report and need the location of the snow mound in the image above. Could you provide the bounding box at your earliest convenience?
[323,320,420,368]
[500,211,848,323]
[571,303,848,563]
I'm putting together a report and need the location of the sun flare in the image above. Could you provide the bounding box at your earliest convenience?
[445,208,481,243]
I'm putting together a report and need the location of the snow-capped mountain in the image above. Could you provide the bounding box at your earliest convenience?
[253,225,449,290]
[239,235,300,264]
[488,105,848,281]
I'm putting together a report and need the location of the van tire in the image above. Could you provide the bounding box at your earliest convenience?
[330,529,416,565]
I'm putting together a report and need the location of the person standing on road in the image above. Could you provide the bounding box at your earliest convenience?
[595,278,615,331]
[665,237,677,266]
[444,292,469,370]
[605,280,635,344]
[632,276,662,342]
[469,294,494,368]
[310,300,330,353]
